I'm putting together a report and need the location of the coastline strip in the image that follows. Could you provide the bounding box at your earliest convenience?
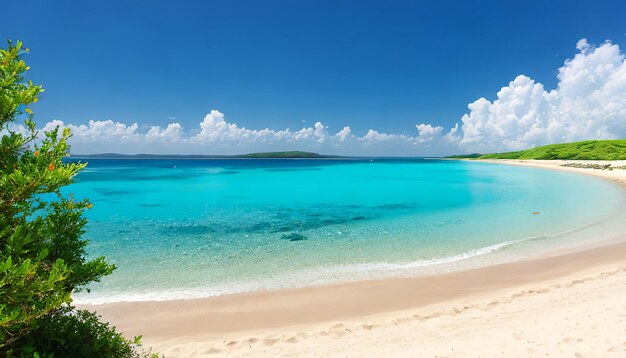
[83,237,626,339]
[80,159,626,356]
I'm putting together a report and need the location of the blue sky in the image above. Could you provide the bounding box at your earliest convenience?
[2,0,626,155]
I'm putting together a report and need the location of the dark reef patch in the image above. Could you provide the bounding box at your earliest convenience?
[249,221,273,232]
[321,218,348,225]
[281,233,307,241]
[265,168,322,172]
[161,224,215,235]
[272,225,294,233]
[93,188,135,196]
[374,203,419,210]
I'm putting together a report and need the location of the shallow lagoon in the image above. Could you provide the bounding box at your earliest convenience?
[68,158,626,303]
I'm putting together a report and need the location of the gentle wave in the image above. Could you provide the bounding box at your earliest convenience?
[74,233,549,305]
[74,203,626,306]
[331,236,540,273]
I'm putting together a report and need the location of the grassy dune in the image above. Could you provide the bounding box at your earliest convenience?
[454,140,626,160]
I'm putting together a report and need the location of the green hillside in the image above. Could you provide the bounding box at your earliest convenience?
[239,151,329,158]
[457,140,626,160]
[446,153,482,159]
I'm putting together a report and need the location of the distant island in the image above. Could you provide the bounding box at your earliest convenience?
[240,151,337,158]
[448,140,626,160]
[70,151,339,159]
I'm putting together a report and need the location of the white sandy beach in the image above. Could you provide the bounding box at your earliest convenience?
[82,160,626,357]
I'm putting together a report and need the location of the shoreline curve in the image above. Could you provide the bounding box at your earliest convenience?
[79,159,626,356]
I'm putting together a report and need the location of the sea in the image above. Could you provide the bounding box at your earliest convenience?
[67,158,626,304]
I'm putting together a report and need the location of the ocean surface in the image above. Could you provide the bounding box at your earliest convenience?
[68,158,626,304]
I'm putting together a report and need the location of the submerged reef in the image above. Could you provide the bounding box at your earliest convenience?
[281,233,307,241]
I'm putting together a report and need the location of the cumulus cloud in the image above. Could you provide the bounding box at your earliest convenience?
[146,123,183,143]
[360,129,407,142]
[10,38,625,156]
[188,110,330,147]
[39,119,141,144]
[416,124,444,142]
[193,110,260,143]
[335,126,352,142]
[455,38,626,152]
[291,122,328,143]
[24,110,409,155]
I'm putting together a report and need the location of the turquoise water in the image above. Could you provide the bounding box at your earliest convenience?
[68,158,626,303]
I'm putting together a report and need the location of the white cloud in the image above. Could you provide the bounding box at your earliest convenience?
[68,120,140,144]
[416,124,444,142]
[292,122,328,143]
[189,110,331,147]
[360,129,406,142]
[455,38,626,153]
[22,110,421,155]
[14,38,626,156]
[146,123,183,143]
[458,75,556,151]
[335,126,352,142]
[192,110,252,143]
[27,119,141,146]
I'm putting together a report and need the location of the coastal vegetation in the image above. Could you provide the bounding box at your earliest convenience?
[450,140,626,160]
[445,153,482,159]
[0,41,154,357]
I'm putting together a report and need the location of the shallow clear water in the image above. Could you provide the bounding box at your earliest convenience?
[67,158,626,303]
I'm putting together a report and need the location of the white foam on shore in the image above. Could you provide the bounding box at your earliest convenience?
[76,205,626,306]
[73,233,552,305]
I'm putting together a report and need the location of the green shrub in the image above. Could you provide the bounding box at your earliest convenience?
[14,308,147,358]
[0,41,155,357]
